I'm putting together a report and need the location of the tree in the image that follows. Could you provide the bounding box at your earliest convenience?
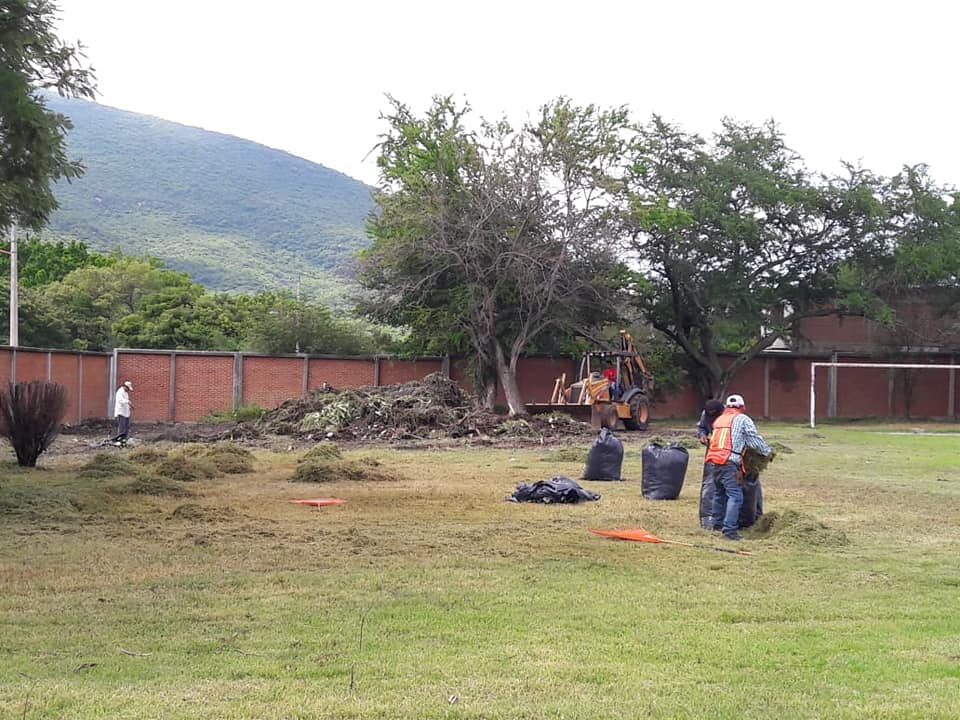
[1,0,97,230]
[0,235,111,286]
[362,96,631,415]
[619,117,887,398]
[42,256,195,350]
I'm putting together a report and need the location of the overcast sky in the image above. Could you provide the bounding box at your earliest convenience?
[55,0,958,188]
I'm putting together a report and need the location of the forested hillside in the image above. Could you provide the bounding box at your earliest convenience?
[43,94,374,301]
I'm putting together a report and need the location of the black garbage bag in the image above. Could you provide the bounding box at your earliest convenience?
[699,461,715,528]
[641,443,689,500]
[739,473,762,527]
[582,428,624,481]
[508,476,601,504]
[701,468,763,529]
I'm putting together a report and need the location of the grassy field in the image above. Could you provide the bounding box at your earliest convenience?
[2,424,960,719]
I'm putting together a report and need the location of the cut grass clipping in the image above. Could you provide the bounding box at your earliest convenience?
[292,456,401,483]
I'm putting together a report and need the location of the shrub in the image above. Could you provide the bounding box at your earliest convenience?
[0,381,68,467]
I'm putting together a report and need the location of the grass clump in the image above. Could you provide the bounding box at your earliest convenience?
[749,509,850,547]
[291,457,400,483]
[199,404,266,423]
[300,440,341,463]
[117,475,193,498]
[202,444,255,474]
[154,455,217,482]
[77,453,140,480]
[539,446,589,462]
[127,446,171,465]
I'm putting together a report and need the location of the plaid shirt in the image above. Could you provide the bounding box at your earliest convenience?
[727,412,772,465]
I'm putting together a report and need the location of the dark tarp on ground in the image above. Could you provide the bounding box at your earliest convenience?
[641,443,689,500]
[582,428,625,481]
[508,476,601,504]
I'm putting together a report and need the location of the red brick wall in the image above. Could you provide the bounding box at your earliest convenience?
[13,350,48,382]
[80,354,110,420]
[117,352,172,422]
[50,352,81,423]
[174,354,235,421]
[379,357,444,386]
[3,346,960,423]
[308,357,375,389]
[242,356,305,411]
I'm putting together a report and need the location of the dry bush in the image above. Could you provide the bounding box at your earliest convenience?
[0,381,68,467]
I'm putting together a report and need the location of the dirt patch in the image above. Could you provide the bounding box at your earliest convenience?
[291,457,402,483]
[748,510,850,547]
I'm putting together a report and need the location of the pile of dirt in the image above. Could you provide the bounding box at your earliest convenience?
[749,510,849,547]
[259,373,594,442]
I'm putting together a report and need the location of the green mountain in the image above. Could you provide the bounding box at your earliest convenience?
[43,94,375,303]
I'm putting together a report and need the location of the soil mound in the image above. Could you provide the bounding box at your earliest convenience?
[749,510,849,547]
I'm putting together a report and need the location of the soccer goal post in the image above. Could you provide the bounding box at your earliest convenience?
[809,361,960,428]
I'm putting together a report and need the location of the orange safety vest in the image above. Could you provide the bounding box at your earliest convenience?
[704,408,742,465]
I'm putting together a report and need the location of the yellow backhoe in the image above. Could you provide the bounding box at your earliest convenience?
[528,330,654,430]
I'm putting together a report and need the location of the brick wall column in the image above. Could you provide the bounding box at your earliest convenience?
[232,353,243,410]
[168,353,177,421]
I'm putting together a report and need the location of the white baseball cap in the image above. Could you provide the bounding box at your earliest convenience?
[123,381,134,390]
[725,394,745,408]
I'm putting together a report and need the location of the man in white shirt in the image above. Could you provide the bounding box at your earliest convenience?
[111,380,134,447]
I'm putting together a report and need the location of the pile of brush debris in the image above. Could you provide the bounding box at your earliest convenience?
[256,372,591,442]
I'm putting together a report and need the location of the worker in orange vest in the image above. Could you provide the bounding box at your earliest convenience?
[704,394,772,541]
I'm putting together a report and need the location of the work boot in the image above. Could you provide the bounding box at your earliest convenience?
[722,531,743,541]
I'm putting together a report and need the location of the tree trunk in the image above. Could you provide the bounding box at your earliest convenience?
[494,342,528,417]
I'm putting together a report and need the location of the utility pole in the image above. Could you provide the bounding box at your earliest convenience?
[7,221,17,347]
[295,271,301,354]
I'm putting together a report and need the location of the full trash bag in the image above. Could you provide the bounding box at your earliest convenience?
[641,443,689,500]
[582,428,624,481]
[508,476,601,504]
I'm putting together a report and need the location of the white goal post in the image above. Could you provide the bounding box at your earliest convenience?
[809,362,960,428]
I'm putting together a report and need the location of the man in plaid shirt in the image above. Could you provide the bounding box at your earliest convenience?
[704,394,772,541]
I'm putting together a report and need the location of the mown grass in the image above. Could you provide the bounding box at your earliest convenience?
[2,424,960,719]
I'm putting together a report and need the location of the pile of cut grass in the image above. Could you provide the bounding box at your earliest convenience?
[292,456,401,483]
[77,453,140,480]
[299,440,341,463]
[749,509,849,547]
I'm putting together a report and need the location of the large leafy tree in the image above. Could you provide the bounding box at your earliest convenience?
[1,0,96,230]
[620,117,887,398]
[361,96,631,414]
